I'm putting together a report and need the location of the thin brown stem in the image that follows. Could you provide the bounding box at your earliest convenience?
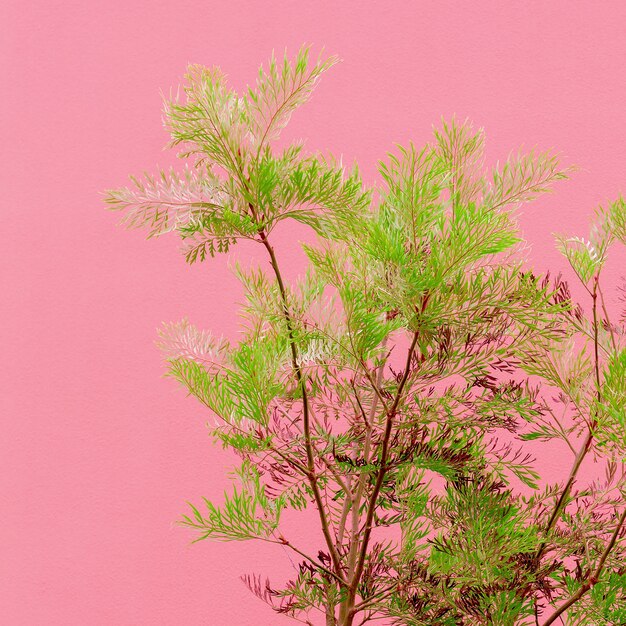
[342,330,420,625]
[339,345,388,623]
[338,384,372,549]
[592,274,602,395]
[537,274,602,561]
[597,281,617,351]
[258,228,345,583]
[319,454,351,495]
[359,360,391,416]
[265,537,344,586]
[337,475,353,545]
[534,599,540,626]
[536,428,594,560]
[542,507,626,626]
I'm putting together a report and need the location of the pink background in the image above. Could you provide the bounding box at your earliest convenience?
[2,2,626,624]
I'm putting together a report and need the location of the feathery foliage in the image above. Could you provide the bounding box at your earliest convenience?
[106,47,625,625]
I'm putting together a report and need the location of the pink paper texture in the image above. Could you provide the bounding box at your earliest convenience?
[2,2,625,624]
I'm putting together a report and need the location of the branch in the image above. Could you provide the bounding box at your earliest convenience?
[542,507,626,626]
[536,428,593,559]
[258,228,345,582]
[340,341,389,622]
[537,273,603,560]
[346,330,420,617]
[265,536,345,587]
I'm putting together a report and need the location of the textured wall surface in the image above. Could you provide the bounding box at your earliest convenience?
[2,1,626,624]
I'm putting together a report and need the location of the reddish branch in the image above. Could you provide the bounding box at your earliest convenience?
[258,228,345,583]
[341,330,421,625]
[537,273,602,560]
[542,507,626,626]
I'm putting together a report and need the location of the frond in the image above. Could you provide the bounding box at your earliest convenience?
[178,201,258,263]
[377,141,446,251]
[483,148,569,212]
[595,195,626,246]
[596,348,626,450]
[245,45,338,150]
[271,153,372,239]
[104,166,224,238]
[433,200,521,272]
[165,333,289,427]
[428,483,539,587]
[432,116,485,209]
[156,318,228,364]
[181,462,285,542]
[165,357,236,422]
[519,336,594,407]
[163,64,248,177]
[160,322,289,428]
[555,233,606,285]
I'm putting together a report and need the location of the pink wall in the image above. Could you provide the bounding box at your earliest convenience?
[2,2,626,624]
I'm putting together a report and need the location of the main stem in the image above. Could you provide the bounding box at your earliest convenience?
[257,229,344,585]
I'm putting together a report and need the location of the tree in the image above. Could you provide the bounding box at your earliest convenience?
[105,47,626,625]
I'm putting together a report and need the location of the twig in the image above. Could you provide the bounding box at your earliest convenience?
[537,273,603,560]
[264,536,345,587]
[542,507,626,626]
